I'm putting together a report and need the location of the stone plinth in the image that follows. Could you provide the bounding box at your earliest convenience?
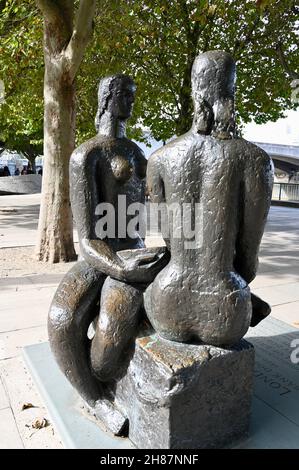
[113,335,255,449]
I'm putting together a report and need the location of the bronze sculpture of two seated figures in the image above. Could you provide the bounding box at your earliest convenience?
[48,51,274,441]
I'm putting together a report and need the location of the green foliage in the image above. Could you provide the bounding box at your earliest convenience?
[86,0,298,140]
[0,0,43,158]
[0,0,298,150]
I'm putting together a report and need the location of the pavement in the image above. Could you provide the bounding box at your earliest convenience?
[0,193,299,449]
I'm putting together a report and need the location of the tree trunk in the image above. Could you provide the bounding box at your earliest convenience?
[25,147,37,172]
[36,62,77,262]
[35,0,96,263]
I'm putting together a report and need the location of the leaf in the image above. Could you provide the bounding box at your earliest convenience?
[31,417,50,429]
[208,5,217,17]
[1,0,297,148]
[21,403,35,410]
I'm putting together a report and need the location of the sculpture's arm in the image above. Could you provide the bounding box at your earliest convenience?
[146,151,170,250]
[147,151,165,203]
[70,148,126,280]
[70,147,168,283]
[234,147,274,283]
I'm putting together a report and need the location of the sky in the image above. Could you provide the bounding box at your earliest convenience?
[138,109,299,158]
[242,110,299,146]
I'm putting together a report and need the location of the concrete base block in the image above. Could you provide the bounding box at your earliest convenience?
[0,174,41,195]
[113,335,255,449]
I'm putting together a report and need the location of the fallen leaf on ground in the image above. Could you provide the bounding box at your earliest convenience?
[31,417,50,429]
[21,403,35,410]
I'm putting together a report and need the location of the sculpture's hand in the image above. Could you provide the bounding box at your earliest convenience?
[121,249,170,284]
[80,238,129,281]
[82,239,169,284]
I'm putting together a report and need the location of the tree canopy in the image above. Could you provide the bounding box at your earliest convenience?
[84,0,299,140]
[0,0,298,150]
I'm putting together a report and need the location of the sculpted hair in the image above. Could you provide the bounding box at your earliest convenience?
[95,74,136,132]
[191,51,237,139]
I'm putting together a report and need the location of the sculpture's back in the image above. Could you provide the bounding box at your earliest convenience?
[145,51,274,346]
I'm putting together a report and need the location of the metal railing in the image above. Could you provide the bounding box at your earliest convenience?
[272,182,299,202]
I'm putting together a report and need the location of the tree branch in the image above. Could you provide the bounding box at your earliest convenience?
[36,0,74,54]
[36,0,71,26]
[65,0,96,79]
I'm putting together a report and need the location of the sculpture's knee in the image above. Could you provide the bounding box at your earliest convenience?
[90,324,126,382]
[48,301,74,335]
[90,278,145,382]
[48,297,102,407]
[47,301,79,365]
[91,354,117,383]
[48,262,105,344]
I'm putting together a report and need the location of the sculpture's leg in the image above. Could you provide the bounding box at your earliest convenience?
[48,260,105,406]
[90,277,144,382]
[250,293,271,327]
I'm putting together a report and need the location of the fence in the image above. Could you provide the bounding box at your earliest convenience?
[272,182,299,202]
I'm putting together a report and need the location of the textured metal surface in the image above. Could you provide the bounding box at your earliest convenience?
[48,53,273,447]
[48,75,168,409]
[113,335,255,449]
[145,51,274,346]
[85,398,128,437]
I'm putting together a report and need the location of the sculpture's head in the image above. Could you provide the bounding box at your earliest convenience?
[95,74,136,132]
[191,51,236,139]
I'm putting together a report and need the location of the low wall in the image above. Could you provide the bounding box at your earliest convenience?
[0,174,42,195]
[271,200,299,208]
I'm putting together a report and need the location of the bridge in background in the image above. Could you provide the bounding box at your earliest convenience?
[253,142,299,177]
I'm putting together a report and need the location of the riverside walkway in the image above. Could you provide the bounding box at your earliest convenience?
[0,194,299,448]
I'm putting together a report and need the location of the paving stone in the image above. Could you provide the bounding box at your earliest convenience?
[0,408,24,449]
[0,292,53,333]
[0,356,62,449]
[251,269,299,289]
[253,282,299,307]
[0,277,33,289]
[0,377,9,410]
[271,302,299,328]
[0,325,48,360]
